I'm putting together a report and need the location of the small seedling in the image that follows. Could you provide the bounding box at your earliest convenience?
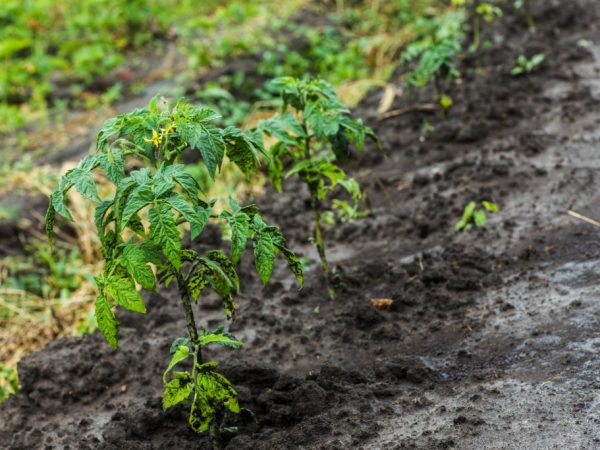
[45,97,302,449]
[511,54,544,76]
[453,0,502,51]
[455,200,499,231]
[258,77,381,299]
[513,0,536,31]
[0,365,19,405]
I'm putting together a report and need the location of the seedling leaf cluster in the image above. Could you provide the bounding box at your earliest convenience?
[258,77,381,299]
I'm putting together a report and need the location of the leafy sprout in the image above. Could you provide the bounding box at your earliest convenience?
[455,200,499,232]
[258,77,381,300]
[511,54,545,76]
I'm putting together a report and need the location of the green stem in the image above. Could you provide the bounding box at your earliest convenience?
[175,271,202,364]
[177,271,226,450]
[209,407,224,450]
[311,193,336,300]
[525,0,535,32]
[301,120,336,300]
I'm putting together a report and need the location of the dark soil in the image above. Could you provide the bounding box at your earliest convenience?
[3,0,600,448]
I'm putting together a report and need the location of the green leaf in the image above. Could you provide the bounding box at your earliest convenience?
[95,295,119,350]
[473,210,487,228]
[275,243,304,287]
[70,168,101,203]
[223,127,261,176]
[163,345,190,383]
[173,171,201,201]
[190,206,210,240]
[204,250,239,292]
[98,151,125,185]
[94,200,113,237]
[199,327,243,349]
[149,202,182,270]
[170,337,191,354]
[462,201,477,222]
[177,120,224,179]
[120,185,154,231]
[166,194,206,238]
[163,372,193,410]
[119,244,156,291]
[106,276,147,313]
[253,232,277,285]
[482,201,499,213]
[51,189,73,221]
[189,369,239,432]
[188,266,211,299]
[454,219,467,232]
[45,202,56,249]
[229,212,250,265]
[201,257,234,297]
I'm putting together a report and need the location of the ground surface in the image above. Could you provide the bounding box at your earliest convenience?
[2,0,600,448]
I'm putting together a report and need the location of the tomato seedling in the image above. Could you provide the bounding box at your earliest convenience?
[455,200,499,231]
[45,97,302,449]
[258,77,381,299]
[511,53,544,76]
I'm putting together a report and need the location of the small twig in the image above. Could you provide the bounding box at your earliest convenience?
[567,210,600,228]
[378,103,437,121]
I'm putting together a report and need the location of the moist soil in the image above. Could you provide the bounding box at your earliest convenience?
[2,1,600,448]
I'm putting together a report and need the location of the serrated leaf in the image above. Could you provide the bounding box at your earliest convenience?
[229,212,249,264]
[201,257,233,297]
[163,372,193,410]
[190,369,239,432]
[190,205,210,240]
[95,295,119,350]
[98,151,125,185]
[51,189,73,221]
[275,243,304,287]
[199,328,243,349]
[205,250,239,292]
[166,194,206,237]
[188,266,211,299]
[170,337,191,354]
[163,345,190,383]
[94,200,113,237]
[106,276,147,313]
[177,120,224,179]
[253,232,276,285]
[120,185,154,231]
[223,127,260,176]
[149,202,181,270]
[119,244,156,291]
[70,168,101,202]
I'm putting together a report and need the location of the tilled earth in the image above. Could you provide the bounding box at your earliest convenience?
[2,1,600,448]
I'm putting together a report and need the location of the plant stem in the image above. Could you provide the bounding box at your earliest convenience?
[209,407,224,450]
[310,194,336,300]
[175,271,202,364]
[177,272,224,450]
[525,0,535,32]
[301,121,336,300]
[472,0,481,51]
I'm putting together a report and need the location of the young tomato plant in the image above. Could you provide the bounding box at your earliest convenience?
[455,200,499,231]
[511,53,544,76]
[258,77,380,300]
[45,97,302,449]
